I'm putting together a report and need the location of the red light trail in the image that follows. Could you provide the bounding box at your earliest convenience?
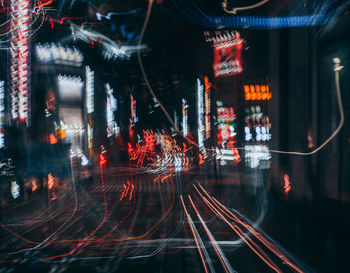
[194,183,305,273]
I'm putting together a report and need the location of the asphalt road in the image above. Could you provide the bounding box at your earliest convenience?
[0,164,316,273]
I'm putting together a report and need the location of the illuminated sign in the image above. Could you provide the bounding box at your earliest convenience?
[244,84,271,101]
[87,118,93,157]
[130,94,138,125]
[213,32,243,77]
[99,154,107,166]
[182,98,189,137]
[10,0,30,123]
[283,174,291,196]
[196,79,205,150]
[244,106,271,142]
[48,173,54,189]
[58,75,83,102]
[174,110,179,132]
[31,178,38,192]
[217,107,236,148]
[0,81,4,148]
[11,181,20,199]
[36,43,83,67]
[86,66,94,114]
[106,84,119,137]
[216,148,241,162]
[45,89,56,112]
[48,173,57,200]
[204,76,211,139]
[245,145,271,169]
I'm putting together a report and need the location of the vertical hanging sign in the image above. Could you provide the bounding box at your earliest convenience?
[197,79,205,150]
[204,76,211,139]
[10,0,30,124]
[0,81,4,148]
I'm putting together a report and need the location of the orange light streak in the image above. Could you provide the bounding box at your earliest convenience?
[195,183,304,273]
[0,165,177,247]
[193,188,282,273]
[38,0,52,9]
[188,195,235,273]
[180,196,209,273]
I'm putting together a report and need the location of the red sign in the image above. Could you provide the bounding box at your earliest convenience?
[213,34,243,77]
[217,107,236,148]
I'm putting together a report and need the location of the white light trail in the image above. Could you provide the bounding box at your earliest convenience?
[86,66,94,114]
[188,195,236,273]
[70,24,148,60]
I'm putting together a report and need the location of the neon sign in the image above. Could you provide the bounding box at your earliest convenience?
[86,66,94,114]
[130,94,138,125]
[99,154,107,166]
[283,174,291,196]
[244,84,271,101]
[58,75,83,102]
[213,32,243,77]
[31,178,38,192]
[204,76,211,139]
[48,173,57,200]
[182,98,189,137]
[87,118,93,157]
[244,145,271,169]
[106,84,119,137]
[10,0,30,123]
[36,43,83,67]
[244,106,271,142]
[11,181,20,199]
[0,81,4,148]
[197,79,205,150]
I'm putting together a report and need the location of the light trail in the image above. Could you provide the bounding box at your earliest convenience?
[180,195,211,273]
[188,195,236,273]
[193,187,281,272]
[2,172,176,250]
[41,161,109,260]
[127,175,186,259]
[195,183,305,273]
[6,157,79,254]
[38,0,52,9]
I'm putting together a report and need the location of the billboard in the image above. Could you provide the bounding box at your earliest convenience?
[213,32,243,77]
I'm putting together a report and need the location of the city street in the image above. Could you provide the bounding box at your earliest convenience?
[1,160,340,273]
[0,0,349,272]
